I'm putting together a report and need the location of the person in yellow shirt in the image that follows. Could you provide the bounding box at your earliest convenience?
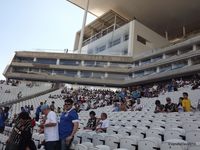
[182,92,195,112]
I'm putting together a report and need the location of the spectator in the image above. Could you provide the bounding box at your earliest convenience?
[154,100,164,113]
[50,101,55,111]
[0,108,5,133]
[84,111,97,130]
[177,97,184,112]
[6,112,36,150]
[96,113,109,133]
[59,98,79,150]
[119,101,127,111]
[133,98,143,111]
[164,97,177,112]
[112,102,120,112]
[182,92,195,112]
[35,102,43,121]
[40,104,59,150]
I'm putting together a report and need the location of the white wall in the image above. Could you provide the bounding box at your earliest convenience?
[81,23,129,56]
[130,20,169,58]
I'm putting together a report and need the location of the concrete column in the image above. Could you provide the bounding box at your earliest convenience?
[183,26,186,36]
[193,44,197,51]
[33,57,37,62]
[171,63,175,70]
[56,59,60,65]
[81,60,85,66]
[107,62,110,67]
[128,21,134,57]
[177,50,181,55]
[105,72,108,78]
[156,66,160,73]
[78,0,89,53]
[163,53,166,59]
[165,31,168,40]
[77,71,81,78]
[139,60,142,66]
[132,73,135,78]
[188,58,193,66]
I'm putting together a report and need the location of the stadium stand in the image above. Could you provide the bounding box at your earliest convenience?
[0,78,200,150]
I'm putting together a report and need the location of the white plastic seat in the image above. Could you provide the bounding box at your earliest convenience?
[81,142,94,149]
[138,137,161,150]
[161,139,188,150]
[120,135,141,150]
[182,122,200,132]
[146,127,165,140]
[164,128,185,140]
[186,129,200,143]
[107,126,120,135]
[105,134,122,150]
[94,145,110,150]
[117,126,132,136]
[188,145,200,150]
[82,131,96,143]
[131,127,147,138]
[75,144,88,150]
[92,133,108,146]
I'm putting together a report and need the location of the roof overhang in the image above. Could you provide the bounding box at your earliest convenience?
[67,0,200,39]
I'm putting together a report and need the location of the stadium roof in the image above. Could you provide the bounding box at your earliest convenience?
[67,0,200,39]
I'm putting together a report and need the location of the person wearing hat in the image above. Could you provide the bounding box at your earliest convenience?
[40,104,59,150]
[59,98,79,150]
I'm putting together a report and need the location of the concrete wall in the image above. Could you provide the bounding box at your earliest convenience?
[131,20,169,58]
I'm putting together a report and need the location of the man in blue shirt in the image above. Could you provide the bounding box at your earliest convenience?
[59,98,79,150]
[35,102,43,121]
[0,107,5,133]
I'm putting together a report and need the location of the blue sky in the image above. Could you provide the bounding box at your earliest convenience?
[0,0,95,79]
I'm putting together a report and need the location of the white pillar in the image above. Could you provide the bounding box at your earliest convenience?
[81,60,85,66]
[165,31,168,40]
[56,59,60,65]
[33,57,37,62]
[177,50,181,55]
[105,72,108,78]
[78,0,89,53]
[188,58,192,66]
[77,71,81,78]
[128,21,134,57]
[193,44,197,51]
[183,26,186,36]
[156,66,160,73]
[163,53,166,59]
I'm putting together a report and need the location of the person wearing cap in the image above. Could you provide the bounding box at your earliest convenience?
[40,104,59,150]
[59,98,79,150]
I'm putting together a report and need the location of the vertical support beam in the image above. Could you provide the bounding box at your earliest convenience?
[163,53,166,59]
[156,66,160,73]
[78,0,89,53]
[128,21,134,57]
[56,59,60,65]
[165,31,168,40]
[188,58,192,66]
[183,26,186,37]
[193,44,197,51]
[114,15,117,30]
[177,50,181,55]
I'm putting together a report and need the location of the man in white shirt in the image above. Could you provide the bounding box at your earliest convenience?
[41,104,59,150]
[96,113,109,133]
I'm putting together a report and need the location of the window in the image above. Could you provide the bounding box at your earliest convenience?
[109,38,121,48]
[96,45,106,53]
[137,35,147,45]
[124,34,129,41]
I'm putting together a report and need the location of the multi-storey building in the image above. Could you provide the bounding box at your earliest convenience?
[4,0,200,87]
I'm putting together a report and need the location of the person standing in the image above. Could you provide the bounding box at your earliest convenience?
[182,92,195,112]
[35,102,43,121]
[59,99,79,150]
[40,104,59,150]
[0,108,5,133]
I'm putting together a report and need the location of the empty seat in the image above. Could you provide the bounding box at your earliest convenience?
[75,144,88,150]
[161,139,188,150]
[105,134,122,150]
[92,133,108,146]
[186,129,200,143]
[120,135,141,150]
[138,137,161,150]
[94,145,110,150]
[164,128,185,140]
[146,127,165,141]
